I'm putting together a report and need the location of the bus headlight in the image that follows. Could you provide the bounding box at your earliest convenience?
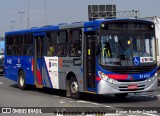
[98,71,117,84]
[149,72,158,82]
[154,72,158,77]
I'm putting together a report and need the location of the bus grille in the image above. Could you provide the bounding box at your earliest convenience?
[100,64,157,74]
[118,85,145,91]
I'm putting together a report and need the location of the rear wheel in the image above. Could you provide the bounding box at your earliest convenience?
[115,93,128,99]
[18,70,26,90]
[69,77,80,99]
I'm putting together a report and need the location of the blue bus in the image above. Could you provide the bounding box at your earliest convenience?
[0,41,4,74]
[5,19,158,99]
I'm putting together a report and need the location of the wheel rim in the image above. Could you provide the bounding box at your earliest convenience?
[20,76,24,87]
[71,81,78,94]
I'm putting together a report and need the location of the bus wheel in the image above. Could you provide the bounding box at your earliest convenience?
[69,77,80,99]
[18,70,26,90]
[115,93,128,99]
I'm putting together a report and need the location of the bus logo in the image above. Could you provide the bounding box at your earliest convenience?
[127,75,135,82]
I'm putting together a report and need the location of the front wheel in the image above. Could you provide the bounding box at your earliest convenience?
[69,77,80,99]
[18,70,26,90]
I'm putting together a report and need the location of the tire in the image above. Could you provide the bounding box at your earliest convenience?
[18,70,26,90]
[69,77,80,99]
[115,93,128,99]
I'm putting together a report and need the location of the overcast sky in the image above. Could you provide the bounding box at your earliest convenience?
[0,0,160,36]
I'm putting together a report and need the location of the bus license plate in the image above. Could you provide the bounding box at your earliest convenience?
[128,85,137,90]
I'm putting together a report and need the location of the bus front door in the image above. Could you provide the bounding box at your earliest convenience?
[33,33,44,87]
[84,33,96,92]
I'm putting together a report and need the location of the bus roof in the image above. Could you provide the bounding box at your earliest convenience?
[5,18,153,36]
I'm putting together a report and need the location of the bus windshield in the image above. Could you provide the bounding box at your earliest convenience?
[99,34,156,66]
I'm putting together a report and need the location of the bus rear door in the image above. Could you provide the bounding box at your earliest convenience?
[33,33,45,87]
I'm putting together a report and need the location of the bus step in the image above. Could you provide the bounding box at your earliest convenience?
[35,83,44,89]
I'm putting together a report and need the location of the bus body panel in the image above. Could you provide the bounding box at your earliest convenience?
[5,56,34,85]
[57,57,84,92]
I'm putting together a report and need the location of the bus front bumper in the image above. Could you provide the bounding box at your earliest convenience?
[97,76,158,94]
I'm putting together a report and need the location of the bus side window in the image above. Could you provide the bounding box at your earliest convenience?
[46,32,57,56]
[69,29,82,57]
[56,30,68,56]
[23,34,33,56]
[14,35,22,56]
[14,46,21,56]
[47,46,55,56]
[6,46,14,55]
[57,45,67,56]
[26,45,33,56]
[6,36,14,56]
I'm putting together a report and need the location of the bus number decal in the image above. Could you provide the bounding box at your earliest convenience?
[7,59,12,64]
[139,74,150,79]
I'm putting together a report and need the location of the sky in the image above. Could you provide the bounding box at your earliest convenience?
[0,0,160,36]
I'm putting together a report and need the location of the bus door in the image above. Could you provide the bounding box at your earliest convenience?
[84,33,96,92]
[33,33,45,86]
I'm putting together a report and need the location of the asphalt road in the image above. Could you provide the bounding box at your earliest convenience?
[0,75,160,116]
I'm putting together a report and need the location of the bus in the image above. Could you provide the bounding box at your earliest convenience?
[5,19,159,99]
[0,40,4,74]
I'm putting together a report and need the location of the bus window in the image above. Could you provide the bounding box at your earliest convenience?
[23,45,33,56]
[56,45,67,56]
[69,29,82,42]
[45,32,57,56]
[56,30,68,56]
[13,35,23,56]
[14,46,21,56]
[6,46,14,55]
[69,44,81,57]
[58,31,68,43]
[24,34,33,44]
[46,32,57,44]
[69,29,82,57]
[15,35,22,45]
[6,36,14,45]
[22,34,33,56]
[46,45,55,56]
[6,36,14,56]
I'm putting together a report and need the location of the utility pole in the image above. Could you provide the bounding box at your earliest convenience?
[27,0,30,28]
[11,21,16,31]
[45,0,47,26]
[18,11,25,29]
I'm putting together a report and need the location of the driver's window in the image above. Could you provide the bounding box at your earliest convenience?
[101,35,116,58]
